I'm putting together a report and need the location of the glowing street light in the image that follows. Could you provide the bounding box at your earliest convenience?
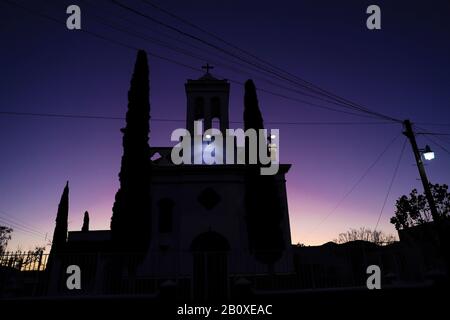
[403,119,439,221]
[423,145,435,161]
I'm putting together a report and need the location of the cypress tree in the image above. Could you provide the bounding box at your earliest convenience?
[50,181,69,254]
[111,50,152,254]
[82,211,89,232]
[244,80,264,132]
[47,180,69,277]
[243,80,285,267]
[47,182,69,277]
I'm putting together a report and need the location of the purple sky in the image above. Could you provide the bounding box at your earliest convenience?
[1,0,449,250]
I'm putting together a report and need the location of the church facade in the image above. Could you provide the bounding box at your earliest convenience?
[48,51,294,300]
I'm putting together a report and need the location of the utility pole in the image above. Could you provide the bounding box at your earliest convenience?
[403,119,439,221]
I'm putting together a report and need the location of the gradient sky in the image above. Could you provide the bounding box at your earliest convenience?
[1,0,449,251]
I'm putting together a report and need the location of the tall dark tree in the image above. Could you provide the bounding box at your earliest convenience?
[244,80,264,132]
[49,182,69,255]
[82,211,89,232]
[243,79,285,268]
[111,50,152,253]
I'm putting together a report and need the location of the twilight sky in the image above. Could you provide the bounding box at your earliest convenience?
[1,0,449,250]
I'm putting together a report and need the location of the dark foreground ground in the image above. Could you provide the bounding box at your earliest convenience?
[1,286,448,319]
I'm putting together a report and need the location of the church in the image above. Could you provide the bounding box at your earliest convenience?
[47,50,294,300]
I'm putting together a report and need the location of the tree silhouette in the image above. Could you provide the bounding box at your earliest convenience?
[111,50,152,254]
[82,211,89,232]
[244,80,264,132]
[391,184,450,230]
[50,182,69,255]
[46,182,69,273]
[243,79,285,268]
[333,227,396,245]
[0,225,13,254]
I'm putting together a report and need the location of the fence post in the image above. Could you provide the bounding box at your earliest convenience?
[93,252,104,295]
[47,257,62,296]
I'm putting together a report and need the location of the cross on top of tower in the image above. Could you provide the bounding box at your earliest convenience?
[201,63,214,74]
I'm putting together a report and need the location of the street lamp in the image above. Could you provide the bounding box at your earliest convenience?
[403,120,439,221]
[423,145,435,161]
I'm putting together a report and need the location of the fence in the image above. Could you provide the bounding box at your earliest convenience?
[0,251,48,272]
[0,250,293,299]
[0,245,444,299]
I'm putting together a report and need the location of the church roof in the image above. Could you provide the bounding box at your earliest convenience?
[68,230,111,242]
[197,72,220,81]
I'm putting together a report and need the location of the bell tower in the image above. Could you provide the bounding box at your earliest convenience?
[185,64,230,136]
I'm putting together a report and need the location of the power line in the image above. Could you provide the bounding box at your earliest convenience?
[0,215,48,239]
[0,217,46,239]
[414,124,450,156]
[374,138,407,231]
[238,85,382,119]
[77,1,385,120]
[416,132,450,136]
[2,0,382,121]
[310,133,401,232]
[423,135,450,156]
[140,0,261,59]
[0,0,197,76]
[0,110,396,126]
[0,210,48,236]
[2,0,447,253]
[138,0,402,123]
[137,0,388,119]
[0,218,48,242]
[110,0,401,123]
[416,123,450,127]
[139,0,395,121]
[80,0,336,105]
[79,2,377,116]
[0,110,123,120]
[94,0,383,119]
[0,0,421,125]
[0,210,53,245]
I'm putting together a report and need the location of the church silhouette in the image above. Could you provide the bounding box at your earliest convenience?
[1,51,449,317]
[46,50,293,301]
